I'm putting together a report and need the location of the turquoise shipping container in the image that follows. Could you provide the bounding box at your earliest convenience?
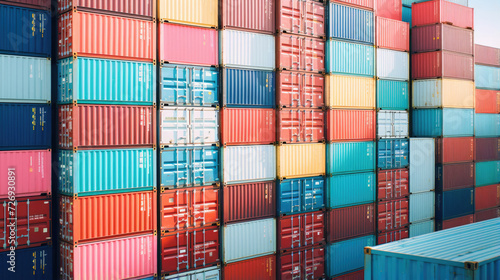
[475,113,500,137]
[58,148,156,196]
[475,64,500,90]
[409,220,434,238]
[327,141,376,175]
[402,0,413,7]
[58,57,156,105]
[402,6,412,27]
[376,80,409,110]
[327,235,376,278]
[277,176,325,215]
[412,108,474,137]
[378,139,409,170]
[326,39,375,77]
[327,172,376,209]
[475,161,500,187]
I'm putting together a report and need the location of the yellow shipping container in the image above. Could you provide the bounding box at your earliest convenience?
[158,0,218,28]
[325,74,376,109]
[412,79,475,108]
[277,143,326,179]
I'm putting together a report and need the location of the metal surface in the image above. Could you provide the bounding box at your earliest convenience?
[278,211,324,251]
[222,145,276,184]
[377,169,409,201]
[376,49,409,81]
[327,141,376,175]
[438,214,474,230]
[1,0,51,9]
[412,0,474,29]
[412,79,475,109]
[436,187,475,221]
[223,182,275,224]
[411,23,474,55]
[278,246,325,280]
[377,139,409,170]
[475,208,500,222]
[375,16,409,52]
[277,71,324,108]
[377,198,409,232]
[402,6,411,26]
[59,0,153,18]
[160,107,218,146]
[223,255,276,280]
[376,110,409,139]
[327,235,375,278]
[412,51,474,80]
[277,0,325,37]
[220,30,275,70]
[277,34,325,72]
[0,246,52,280]
[475,113,500,137]
[220,0,275,33]
[475,44,500,67]
[377,80,409,110]
[331,269,364,280]
[475,64,500,90]
[409,138,435,193]
[158,0,217,27]
[327,172,375,209]
[412,108,474,137]
[162,267,220,280]
[277,109,325,143]
[326,75,376,109]
[377,227,409,245]
[475,138,500,162]
[330,0,373,10]
[221,108,275,145]
[223,68,275,108]
[435,137,474,164]
[327,109,376,141]
[475,185,500,211]
[327,3,374,44]
[375,0,402,20]
[475,161,500,187]
[409,191,435,222]
[327,204,375,243]
[409,219,434,238]
[277,176,325,215]
[277,143,326,179]
[436,162,475,191]
[475,89,500,114]
[326,40,375,76]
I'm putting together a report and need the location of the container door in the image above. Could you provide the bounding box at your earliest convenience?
[302,109,325,143]
[191,147,220,186]
[304,1,325,37]
[279,109,301,143]
[304,247,325,280]
[191,227,220,269]
[191,66,219,106]
[303,212,324,247]
[161,189,190,232]
[191,187,219,228]
[161,148,190,188]
[278,35,303,71]
[279,179,302,214]
[190,109,219,145]
[279,215,302,251]
[377,199,409,232]
[160,65,190,105]
[161,231,190,273]
[377,169,409,200]
[160,108,190,145]
[279,0,302,35]
[303,37,325,72]
[303,73,325,108]
[302,178,324,212]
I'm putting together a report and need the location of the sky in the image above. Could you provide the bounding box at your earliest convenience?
[469,0,500,48]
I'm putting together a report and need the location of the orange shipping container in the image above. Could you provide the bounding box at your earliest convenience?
[278,108,325,143]
[476,89,500,114]
[327,109,376,141]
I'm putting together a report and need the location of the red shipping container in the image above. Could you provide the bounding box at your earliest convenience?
[277,34,325,73]
[435,137,474,164]
[58,0,153,19]
[375,17,409,52]
[0,196,51,252]
[161,226,219,275]
[58,11,154,62]
[475,138,500,162]
[0,0,50,9]
[438,214,474,230]
[411,51,474,80]
[58,104,155,149]
[332,269,364,280]
[475,207,500,222]
[278,109,325,143]
[327,203,375,243]
[412,0,474,29]
[436,163,475,192]
[159,23,218,67]
[223,182,275,224]
[223,254,276,280]
[377,198,409,232]
[475,89,500,114]
[277,0,326,38]
[221,108,276,145]
[475,185,500,211]
[278,246,325,280]
[160,186,219,233]
[220,0,275,34]
[411,24,474,55]
[277,71,325,108]
[475,44,500,67]
[375,0,401,21]
[278,211,325,252]
[377,227,409,245]
[377,169,409,201]
[326,109,376,142]
[331,0,373,10]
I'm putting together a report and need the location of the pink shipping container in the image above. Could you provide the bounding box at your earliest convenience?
[0,150,51,198]
[278,108,325,144]
[159,23,218,66]
[330,0,373,10]
[58,11,154,62]
[326,109,376,142]
[375,17,409,52]
[475,44,500,67]
[277,0,326,38]
[377,198,409,232]
[475,207,500,222]
[58,104,155,149]
[375,0,401,21]
[412,0,474,30]
[60,234,157,280]
[223,182,276,224]
[221,108,276,145]
[475,89,500,114]
[327,204,375,243]
[277,71,325,108]
[0,0,51,9]
[411,51,474,80]
[220,0,275,34]
[277,34,325,73]
[58,0,154,19]
[411,24,474,55]
[278,211,325,252]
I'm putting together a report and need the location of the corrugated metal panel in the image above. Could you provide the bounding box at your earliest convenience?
[221,108,275,145]
[220,30,275,70]
[278,212,325,251]
[475,44,500,67]
[0,55,50,103]
[277,71,324,108]
[158,0,217,28]
[475,64,500,90]
[409,220,434,238]
[377,139,409,170]
[277,176,325,215]
[475,89,500,114]
[328,204,375,243]
[412,0,474,29]
[475,161,500,187]
[409,192,435,222]
[331,0,374,10]
[411,23,474,55]
[326,40,375,76]
[326,74,376,109]
[475,138,500,162]
[377,169,409,201]
[376,16,410,52]
[438,214,474,230]
[327,109,376,141]
[163,267,220,280]
[475,113,500,137]
[223,68,275,108]
[277,0,325,37]
[376,79,409,110]
[223,182,275,224]
[413,0,469,5]
[327,141,376,175]
[402,6,411,26]
[377,110,409,138]
[436,187,475,221]
[475,184,500,211]
[277,143,326,179]
[0,246,52,279]
[377,227,409,245]
[412,79,475,108]
[59,0,153,18]
[409,138,435,193]
[221,0,275,33]
[277,109,325,143]
[377,198,410,231]
[326,235,375,278]
[2,0,51,9]
[475,208,500,222]
[327,172,375,209]
[223,218,276,263]
[436,162,475,191]
[375,0,402,20]
[411,51,474,80]
[160,107,218,146]
[223,145,276,184]
[327,3,374,44]
[331,269,364,280]
[376,49,409,81]
[223,255,276,280]
[277,34,326,72]
[436,137,475,164]
[412,108,474,137]
[278,246,325,279]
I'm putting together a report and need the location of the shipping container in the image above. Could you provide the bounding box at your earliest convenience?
[278,0,325,37]
[220,0,275,33]
[160,186,218,233]
[223,255,276,280]
[59,0,153,18]
[475,89,500,114]
[220,30,275,70]
[411,51,474,80]
[277,71,324,108]
[409,220,434,238]
[331,0,373,10]
[277,109,325,143]
[223,68,275,108]
[223,182,275,224]
[327,172,375,209]
[475,208,500,222]
[59,11,153,61]
[377,227,409,245]
[412,0,469,5]
[0,4,50,57]
[475,161,500,187]
[402,6,411,26]
[0,245,52,280]
[277,176,325,215]
[327,3,374,44]
[327,204,375,242]
[327,141,376,175]
[409,191,435,222]
[377,110,409,139]
[377,139,409,170]
[331,269,364,280]
[436,214,474,230]
[411,24,474,55]
[475,64,500,90]
[376,80,409,110]
[435,137,474,164]
[326,75,376,109]
[0,150,51,198]
[376,17,409,52]
[412,0,474,29]
[412,79,475,109]
[436,187,475,221]
[475,138,500,162]
[0,103,51,150]
[377,169,409,201]
[159,107,218,146]
[59,148,156,196]
[222,145,276,184]
[326,235,375,278]
[375,0,402,20]
[161,227,219,275]
[277,143,326,179]
[475,44,500,67]
[327,109,376,141]
[162,267,220,280]
[221,108,275,145]
[158,0,217,27]
[436,162,475,191]
[377,49,409,81]
[223,218,276,263]
[60,234,157,280]
[377,198,409,232]
[475,184,500,211]
[326,40,375,76]
[160,146,219,189]
[0,55,50,103]
[278,211,324,252]
[409,138,435,193]
[412,108,474,137]
[277,34,325,73]
[475,113,500,137]
[278,246,325,280]
[1,0,51,9]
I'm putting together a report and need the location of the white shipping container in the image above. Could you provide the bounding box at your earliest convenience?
[376,49,409,81]
[409,220,435,238]
[409,191,435,223]
[222,145,276,184]
[409,138,435,193]
[377,110,409,138]
[220,30,275,70]
[160,107,219,146]
[412,79,475,109]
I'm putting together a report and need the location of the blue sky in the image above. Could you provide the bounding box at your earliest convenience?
[469,0,500,48]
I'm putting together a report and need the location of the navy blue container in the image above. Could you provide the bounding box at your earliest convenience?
[222,67,275,108]
[377,139,409,170]
[436,188,475,222]
[0,245,52,280]
[0,4,51,57]
[277,176,325,215]
[0,103,51,150]
[327,2,374,44]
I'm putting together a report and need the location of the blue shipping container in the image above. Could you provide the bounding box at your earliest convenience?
[160,146,220,189]
[222,68,275,108]
[412,108,474,137]
[402,6,412,26]
[327,235,375,278]
[0,245,52,280]
[327,3,374,44]
[277,176,325,215]
[475,161,500,187]
[0,4,51,57]
[326,40,375,77]
[327,141,376,175]
[475,64,500,90]
[378,139,409,170]
[376,80,409,110]
[327,172,376,209]
[475,113,500,137]
[436,187,475,221]
[0,103,51,150]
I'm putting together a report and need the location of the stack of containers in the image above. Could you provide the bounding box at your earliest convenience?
[56,1,157,279]
[156,1,221,279]
[375,0,411,245]
[410,0,476,231]
[275,1,327,279]
[219,1,277,279]
[402,1,412,26]
[474,44,500,222]
[0,1,52,278]
[325,1,376,278]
